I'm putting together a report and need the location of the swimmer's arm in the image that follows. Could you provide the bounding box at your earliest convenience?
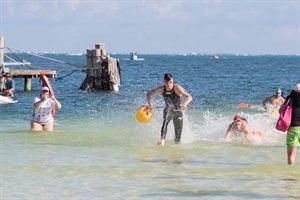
[262,97,270,108]
[146,86,164,110]
[243,129,251,141]
[175,85,192,110]
[224,124,234,140]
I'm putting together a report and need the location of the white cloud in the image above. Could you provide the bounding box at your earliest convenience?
[276,27,299,40]
[66,0,81,11]
[87,1,120,18]
[1,0,298,54]
[26,1,42,12]
[140,1,189,21]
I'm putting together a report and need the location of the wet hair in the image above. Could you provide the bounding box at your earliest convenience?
[164,73,173,81]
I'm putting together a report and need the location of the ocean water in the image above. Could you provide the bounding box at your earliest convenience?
[1,53,299,199]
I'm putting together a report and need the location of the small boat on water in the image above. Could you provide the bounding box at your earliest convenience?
[130,52,144,61]
[0,95,18,104]
[213,54,219,59]
[130,52,138,60]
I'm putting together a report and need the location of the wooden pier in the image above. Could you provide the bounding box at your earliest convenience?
[10,69,56,91]
[0,36,56,91]
[1,36,121,92]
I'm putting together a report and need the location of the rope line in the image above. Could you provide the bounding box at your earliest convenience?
[6,47,34,69]
[4,54,17,62]
[5,46,86,69]
[55,69,85,81]
[2,46,105,81]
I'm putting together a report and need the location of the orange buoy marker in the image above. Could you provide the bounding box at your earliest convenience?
[135,106,153,124]
[239,102,251,108]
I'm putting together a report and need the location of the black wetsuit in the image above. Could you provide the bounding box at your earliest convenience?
[161,85,183,143]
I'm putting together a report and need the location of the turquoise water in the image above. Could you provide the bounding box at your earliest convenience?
[1,54,299,199]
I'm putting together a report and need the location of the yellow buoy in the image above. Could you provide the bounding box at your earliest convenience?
[135,106,153,124]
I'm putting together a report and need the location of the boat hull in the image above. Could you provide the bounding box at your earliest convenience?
[0,95,18,104]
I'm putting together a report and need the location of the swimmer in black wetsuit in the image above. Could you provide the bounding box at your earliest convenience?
[146,73,193,146]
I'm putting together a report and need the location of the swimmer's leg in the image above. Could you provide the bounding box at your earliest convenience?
[173,111,183,144]
[159,108,173,145]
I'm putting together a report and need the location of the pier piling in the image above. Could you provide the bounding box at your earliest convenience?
[80,43,121,92]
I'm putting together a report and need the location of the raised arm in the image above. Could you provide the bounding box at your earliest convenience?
[33,98,45,109]
[52,96,62,110]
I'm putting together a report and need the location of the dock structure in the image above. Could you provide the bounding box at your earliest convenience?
[1,36,121,92]
[80,43,121,92]
[0,36,56,91]
[10,70,56,91]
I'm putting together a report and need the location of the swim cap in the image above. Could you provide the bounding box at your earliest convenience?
[276,88,282,93]
[233,115,241,121]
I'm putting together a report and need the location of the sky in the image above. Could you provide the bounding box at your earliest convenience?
[0,0,299,55]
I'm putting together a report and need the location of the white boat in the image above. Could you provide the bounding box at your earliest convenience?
[130,52,144,61]
[0,95,18,104]
[213,54,219,59]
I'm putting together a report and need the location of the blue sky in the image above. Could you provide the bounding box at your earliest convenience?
[0,0,299,55]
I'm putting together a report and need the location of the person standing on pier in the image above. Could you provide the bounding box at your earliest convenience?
[146,73,193,146]
[30,86,62,131]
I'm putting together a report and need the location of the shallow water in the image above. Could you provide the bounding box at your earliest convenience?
[1,54,299,199]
